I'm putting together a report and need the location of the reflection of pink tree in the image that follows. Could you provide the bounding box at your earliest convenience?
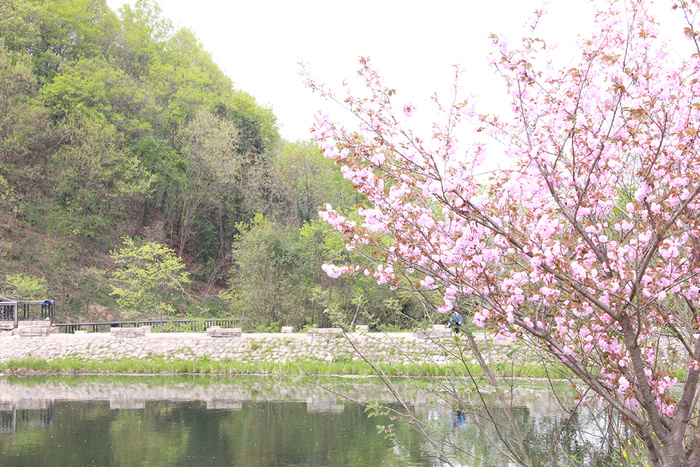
[304,1,700,464]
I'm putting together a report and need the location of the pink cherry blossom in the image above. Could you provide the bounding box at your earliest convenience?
[305,1,700,463]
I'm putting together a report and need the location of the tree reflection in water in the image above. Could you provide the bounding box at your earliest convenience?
[0,376,629,466]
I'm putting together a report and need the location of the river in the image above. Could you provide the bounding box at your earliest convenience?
[0,375,621,466]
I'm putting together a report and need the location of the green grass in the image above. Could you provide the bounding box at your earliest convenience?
[0,356,569,378]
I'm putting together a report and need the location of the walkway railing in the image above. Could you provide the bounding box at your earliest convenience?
[55,318,242,334]
[0,299,55,327]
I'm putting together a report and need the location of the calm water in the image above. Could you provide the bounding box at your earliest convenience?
[0,376,613,466]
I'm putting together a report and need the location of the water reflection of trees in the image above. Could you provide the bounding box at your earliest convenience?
[0,376,630,466]
[439,406,609,465]
[383,397,630,466]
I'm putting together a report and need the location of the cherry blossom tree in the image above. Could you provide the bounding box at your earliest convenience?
[304,1,700,465]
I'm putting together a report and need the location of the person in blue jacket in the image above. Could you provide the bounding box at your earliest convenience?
[448,310,463,333]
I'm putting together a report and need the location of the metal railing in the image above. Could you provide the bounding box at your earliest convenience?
[0,300,55,328]
[55,318,242,334]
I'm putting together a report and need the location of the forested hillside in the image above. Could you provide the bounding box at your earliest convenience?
[0,0,427,329]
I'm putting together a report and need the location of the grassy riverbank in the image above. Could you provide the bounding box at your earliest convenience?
[0,355,572,379]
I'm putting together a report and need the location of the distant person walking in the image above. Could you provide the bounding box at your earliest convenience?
[448,310,463,334]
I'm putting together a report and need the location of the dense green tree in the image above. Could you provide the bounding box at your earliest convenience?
[229,214,312,327]
[272,140,360,226]
[0,42,35,129]
[51,114,151,263]
[41,56,154,136]
[0,40,52,213]
[28,0,119,82]
[220,92,279,154]
[213,96,279,225]
[174,109,240,259]
[147,28,232,133]
[1,273,47,299]
[228,215,422,329]
[110,237,190,318]
[128,137,185,239]
[111,0,171,78]
[0,0,41,56]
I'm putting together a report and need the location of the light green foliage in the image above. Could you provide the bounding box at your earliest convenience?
[30,0,119,81]
[117,0,172,44]
[42,56,154,136]
[0,39,49,162]
[148,28,232,131]
[113,0,172,78]
[0,40,35,118]
[0,40,50,211]
[230,214,308,325]
[110,237,190,318]
[177,109,241,195]
[175,108,240,257]
[51,114,152,259]
[0,0,40,53]
[0,173,13,209]
[299,218,350,263]
[228,215,421,329]
[272,140,359,225]
[2,273,48,300]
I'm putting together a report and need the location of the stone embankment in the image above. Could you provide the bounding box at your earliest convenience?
[0,325,518,366]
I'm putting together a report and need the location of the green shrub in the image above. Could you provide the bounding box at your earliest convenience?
[2,273,48,300]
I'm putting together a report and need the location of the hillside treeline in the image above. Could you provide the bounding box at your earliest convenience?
[0,0,429,329]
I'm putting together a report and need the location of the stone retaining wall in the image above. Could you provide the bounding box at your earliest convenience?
[0,326,524,364]
[0,328,513,365]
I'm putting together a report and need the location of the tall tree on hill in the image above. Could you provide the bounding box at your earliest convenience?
[52,114,151,264]
[28,0,119,82]
[0,40,52,211]
[112,0,172,79]
[175,109,240,259]
[271,141,361,226]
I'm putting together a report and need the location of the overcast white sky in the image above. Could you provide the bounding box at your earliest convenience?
[103,0,610,143]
